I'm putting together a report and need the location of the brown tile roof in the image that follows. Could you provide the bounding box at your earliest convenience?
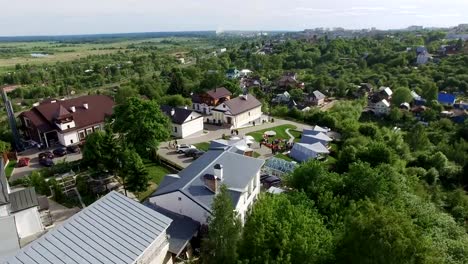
[205,87,232,99]
[21,95,114,133]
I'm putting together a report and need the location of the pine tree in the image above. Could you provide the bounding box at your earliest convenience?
[201,185,241,264]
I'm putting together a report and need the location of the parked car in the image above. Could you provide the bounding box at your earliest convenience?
[261,175,281,188]
[38,151,54,160]
[191,150,205,160]
[39,158,54,167]
[176,144,196,154]
[16,157,31,167]
[53,147,67,157]
[66,145,81,154]
[184,148,199,157]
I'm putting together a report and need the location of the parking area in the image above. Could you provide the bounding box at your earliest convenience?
[157,145,196,169]
[10,148,83,182]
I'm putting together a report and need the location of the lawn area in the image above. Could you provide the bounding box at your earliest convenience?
[136,182,157,202]
[144,160,171,185]
[290,130,302,142]
[275,153,294,162]
[194,142,210,151]
[253,152,261,158]
[5,160,16,179]
[246,124,298,142]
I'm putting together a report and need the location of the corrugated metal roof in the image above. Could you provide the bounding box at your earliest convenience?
[0,160,9,206]
[5,191,172,264]
[9,188,38,213]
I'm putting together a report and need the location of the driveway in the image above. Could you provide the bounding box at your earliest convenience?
[157,116,313,168]
[10,148,82,182]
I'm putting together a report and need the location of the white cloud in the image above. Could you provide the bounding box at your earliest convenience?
[351,6,386,11]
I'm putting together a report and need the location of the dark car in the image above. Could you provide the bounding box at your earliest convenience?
[184,148,198,157]
[66,145,81,154]
[191,150,205,159]
[53,147,67,157]
[261,175,281,188]
[39,158,54,167]
[38,151,54,160]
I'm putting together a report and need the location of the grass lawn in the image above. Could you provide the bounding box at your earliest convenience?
[136,182,157,202]
[247,124,298,142]
[5,160,16,179]
[194,142,210,151]
[290,130,302,142]
[253,152,261,158]
[144,160,171,185]
[275,153,294,162]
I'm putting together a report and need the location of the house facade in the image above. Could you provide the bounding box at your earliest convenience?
[226,68,240,79]
[161,106,204,139]
[5,191,174,264]
[212,94,262,128]
[19,95,114,147]
[192,87,232,115]
[309,90,326,106]
[149,149,265,225]
[374,99,391,115]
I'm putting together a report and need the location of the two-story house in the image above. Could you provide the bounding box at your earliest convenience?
[192,87,232,116]
[212,94,262,128]
[5,191,174,264]
[161,105,204,139]
[374,99,391,115]
[149,148,265,225]
[19,95,114,148]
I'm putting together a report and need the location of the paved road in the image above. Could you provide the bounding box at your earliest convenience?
[157,117,312,169]
[11,149,82,181]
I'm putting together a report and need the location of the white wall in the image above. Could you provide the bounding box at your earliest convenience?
[233,106,262,128]
[170,124,183,138]
[234,172,260,225]
[58,131,80,146]
[149,191,209,224]
[137,231,172,264]
[56,120,76,131]
[0,204,9,217]
[14,207,44,239]
[180,117,204,138]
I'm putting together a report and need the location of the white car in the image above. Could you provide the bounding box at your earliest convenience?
[176,144,196,154]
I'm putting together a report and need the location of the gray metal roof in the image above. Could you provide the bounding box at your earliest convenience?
[152,149,264,212]
[9,188,38,213]
[213,94,261,116]
[0,215,20,258]
[5,191,172,264]
[147,204,200,256]
[0,160,9,206]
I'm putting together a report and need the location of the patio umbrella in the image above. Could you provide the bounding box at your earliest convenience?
[245,135,255,141]
[264,130,277,137]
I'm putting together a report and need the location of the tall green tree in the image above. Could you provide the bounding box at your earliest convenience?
[119,148,149,193]
[391,87,413,106]
[168,67,186,96]
[82,129,120,173]
[201,185,241,264]
[239,193,334,264]
[112,97,171,157]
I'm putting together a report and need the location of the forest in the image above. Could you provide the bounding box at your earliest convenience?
[1,30,468,263]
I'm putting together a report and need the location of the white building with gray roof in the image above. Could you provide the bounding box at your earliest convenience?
[212,94,262,129]
[149,148,265,224]
[4,191,174,264]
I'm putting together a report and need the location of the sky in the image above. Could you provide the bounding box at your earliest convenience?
[0,0,467,36]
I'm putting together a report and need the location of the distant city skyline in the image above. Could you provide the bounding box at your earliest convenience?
[0,0,467,36]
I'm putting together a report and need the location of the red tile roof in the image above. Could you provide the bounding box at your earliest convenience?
[21,95,114,133]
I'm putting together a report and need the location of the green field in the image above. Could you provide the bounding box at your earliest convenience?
[5,160,16,178]
[246,124,298,142]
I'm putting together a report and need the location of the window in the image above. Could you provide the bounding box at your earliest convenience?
[70,140,74,144]
[24,118,31,127]
[67,125,70,129]
[86,128,93,135]
[93,125,100,131]
[174,126,178,133]
[248,112,251,116]
[78,130,86,140]
[178,197,182,201]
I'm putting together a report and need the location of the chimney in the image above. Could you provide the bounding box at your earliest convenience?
[203,174,219,193]
[70,106,76,112]
[83,102,89,109]
[214,164,223,181]
[171,108,175,116]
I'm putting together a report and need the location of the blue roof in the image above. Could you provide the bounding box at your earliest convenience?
[438,93,456,105]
